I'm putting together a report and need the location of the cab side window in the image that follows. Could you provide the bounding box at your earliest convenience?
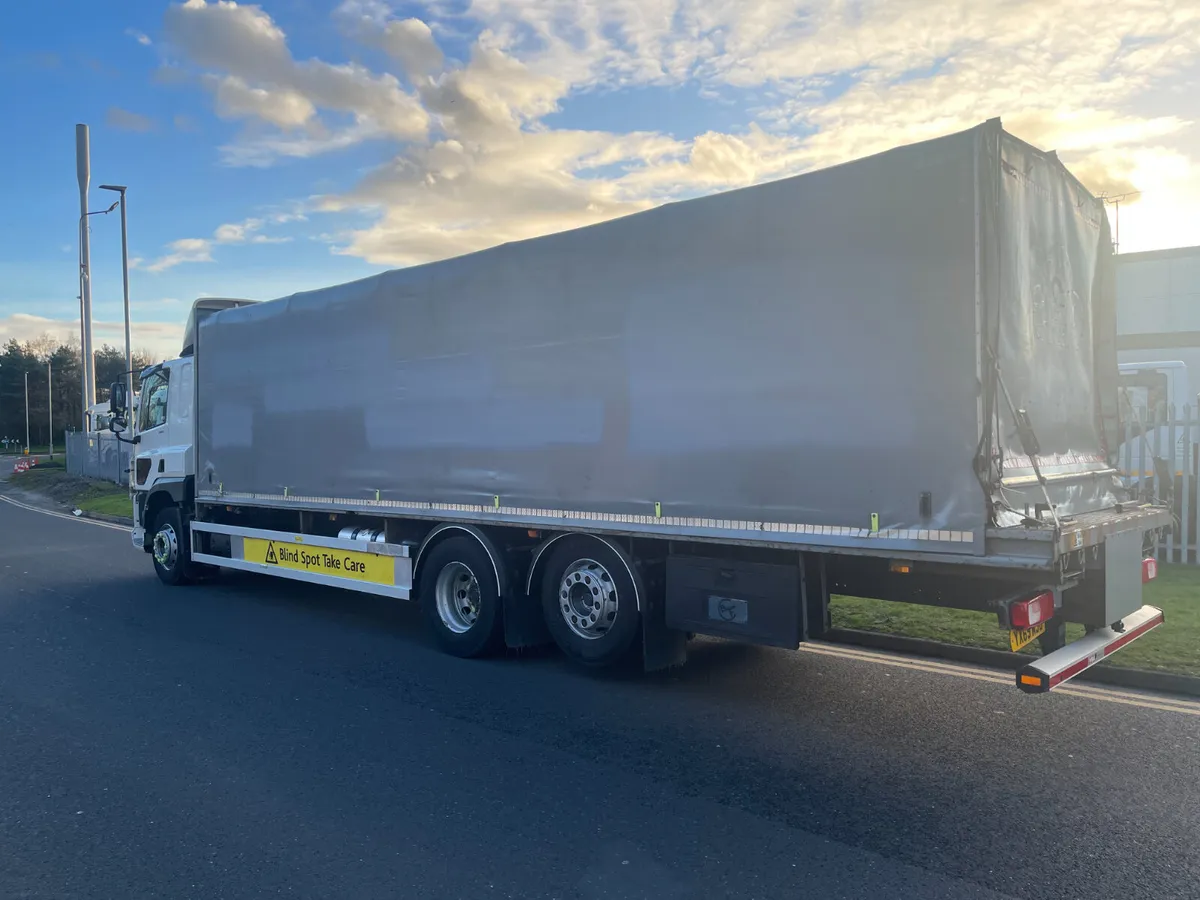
[140,371,170,431]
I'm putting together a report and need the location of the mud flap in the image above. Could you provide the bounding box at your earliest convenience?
[643,577,687,672]
[503,590,551,650]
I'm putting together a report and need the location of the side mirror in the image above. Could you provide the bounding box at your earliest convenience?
[109,381,128,418]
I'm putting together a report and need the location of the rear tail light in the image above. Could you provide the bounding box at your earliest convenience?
[1142,557,1158,583]
[1010,591,1055,629]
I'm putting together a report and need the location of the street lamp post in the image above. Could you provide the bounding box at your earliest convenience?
[78,199,118,430]
[24,371,30,455]
[48,359,53,458]
[99,184,133,414]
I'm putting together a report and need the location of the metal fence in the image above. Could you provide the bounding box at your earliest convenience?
[65,431,132,486]
[1119,406,1199,565]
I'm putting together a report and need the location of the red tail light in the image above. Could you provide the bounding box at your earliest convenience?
[1142,557,1158,583]
[1011,591,1054,629]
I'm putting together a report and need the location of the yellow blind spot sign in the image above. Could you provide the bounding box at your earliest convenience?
[244,537,394,586]
[654,501,662,519]
[870,513,880,533]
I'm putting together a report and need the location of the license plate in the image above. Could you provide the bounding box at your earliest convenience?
[1009,622,1046,652]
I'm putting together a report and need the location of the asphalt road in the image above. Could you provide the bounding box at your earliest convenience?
[2,495,1199,900]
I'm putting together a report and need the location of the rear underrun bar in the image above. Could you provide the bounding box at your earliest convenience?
[1016,605,1165,693]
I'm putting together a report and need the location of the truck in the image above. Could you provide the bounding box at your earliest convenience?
[88,398,138,433]
[107,119,1171,693]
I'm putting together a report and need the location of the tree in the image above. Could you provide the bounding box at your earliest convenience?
[94,344,152,400]
[0,338,153,447]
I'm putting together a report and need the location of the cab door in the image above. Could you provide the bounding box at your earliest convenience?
[133,361,192,489]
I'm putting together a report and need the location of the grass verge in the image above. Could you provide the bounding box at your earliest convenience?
[6,461,131,521]
[832,565,1200,677]
[74,484,134,518]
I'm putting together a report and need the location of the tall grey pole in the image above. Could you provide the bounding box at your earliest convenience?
[119,193,132,411]
[48,360,54,458]
[100,184,132,409]
[24,371,30,454]
[76,124,96,422]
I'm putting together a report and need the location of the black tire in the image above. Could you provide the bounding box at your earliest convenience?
[540,537,640,667]
[418,536,505,658]
[151,505,192,586]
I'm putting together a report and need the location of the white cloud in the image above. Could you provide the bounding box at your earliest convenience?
[146,237,213,272]
[164,0,427,148]
[145,216,291,272]
[337,8,444,79]
[217,120,382,167]
[211,75,316,129]
[0,314,184,362]
[213,216,290,244]
[126,28,153,47]
[424,35,571,138]
[321,130,662,264]
[161,0,1200,263]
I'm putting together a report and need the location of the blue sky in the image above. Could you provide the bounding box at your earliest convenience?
[2,0,1198,359]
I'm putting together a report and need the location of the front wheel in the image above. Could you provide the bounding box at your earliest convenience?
[151,505,192,586]
[540,537,640,667]
[418,536,505,658]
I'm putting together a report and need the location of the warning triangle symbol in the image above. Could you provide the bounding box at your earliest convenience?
[264,542,278,565]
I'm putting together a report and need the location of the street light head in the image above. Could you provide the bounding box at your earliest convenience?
[104,200,120,213]
[99,184,127,193]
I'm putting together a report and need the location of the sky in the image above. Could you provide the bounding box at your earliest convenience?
[1,0,1198,361]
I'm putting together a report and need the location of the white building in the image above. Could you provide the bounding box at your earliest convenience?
[1116,244,1200,388]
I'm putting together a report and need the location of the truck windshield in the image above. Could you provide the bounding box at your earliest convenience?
[140,370,170,432]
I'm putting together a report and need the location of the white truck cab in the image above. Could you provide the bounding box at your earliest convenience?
[126,298,255,552]
[129,356,194,548]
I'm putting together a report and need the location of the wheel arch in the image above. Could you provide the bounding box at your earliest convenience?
[414,523,507,598]
[141,478,190,552]
[527,532,642,612]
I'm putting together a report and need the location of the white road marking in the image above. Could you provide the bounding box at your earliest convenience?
[0,494,131,532]
[801,643,1012,685]
[801,642,1200,717]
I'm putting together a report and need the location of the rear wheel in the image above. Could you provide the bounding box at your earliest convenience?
[419,536,504,658]
[151,505,192,586]
[540,537,640,667]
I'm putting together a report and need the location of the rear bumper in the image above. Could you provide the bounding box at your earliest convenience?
[1016,605,1164,693]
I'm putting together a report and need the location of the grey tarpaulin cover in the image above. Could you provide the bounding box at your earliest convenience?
[196,119,1119,552]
